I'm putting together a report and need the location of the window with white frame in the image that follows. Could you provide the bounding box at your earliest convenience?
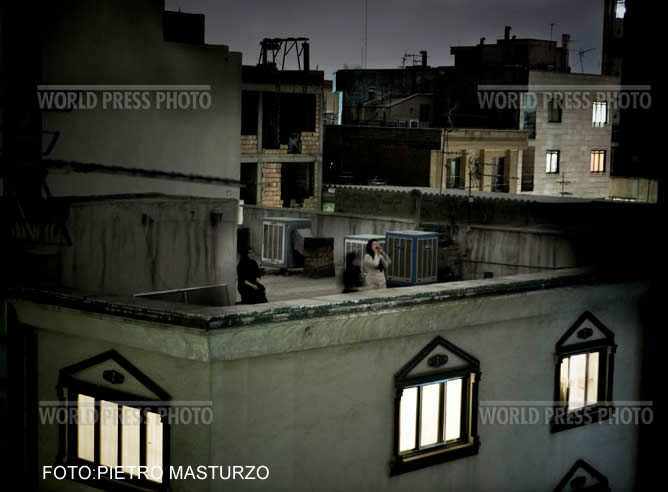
[75,394,164,481]
[392,337,480,475]
[546,150,560,174]
[592,101,608,127]
[615,0,626,19]
[590,150,606,173]
[551,312,616,433]
[58,350,170,490]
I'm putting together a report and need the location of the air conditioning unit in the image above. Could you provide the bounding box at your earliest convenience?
[261,217,312,268]
[343,234,385,275]
[386,230,439,285]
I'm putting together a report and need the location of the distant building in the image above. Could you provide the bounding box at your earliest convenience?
[602,0,659,197]
[324,126,528,193]
[333,59,453,128]
[520,71,628,199]
[602,0,626,77]
[239,38,324,210]
[323,80,341,125]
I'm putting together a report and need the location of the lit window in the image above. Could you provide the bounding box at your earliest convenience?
[546,150,560,174]
[592,101,608,127]
[59,350,170,489]
[590,150,606,173]
[615,0,626,19]
[552,312,616,433]
[392,337,480,475]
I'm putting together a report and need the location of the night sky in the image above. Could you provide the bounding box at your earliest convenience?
[165,0,604,77]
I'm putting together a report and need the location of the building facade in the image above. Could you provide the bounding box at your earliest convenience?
[6,0,244,302]
[429,129,529,193]
[520,71,620,199]
[40,0,243,199]
[240,60,325,210]
[5,268,649,491]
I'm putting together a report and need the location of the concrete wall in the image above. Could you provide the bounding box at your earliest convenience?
[60,197,239,301]
[460,225,578,279]
[525,71,619,199]
[41,0,242,199]
[244,205,582,280]
[11,300,213,492]
[608,176,659,203]
[10,274,647,491]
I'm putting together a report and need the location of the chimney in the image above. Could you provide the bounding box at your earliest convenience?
[420,50,428,67]
[303,41,310,71]
[504,26,511,41]
[561,34,570,71]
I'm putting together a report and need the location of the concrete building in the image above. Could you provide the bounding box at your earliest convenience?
[429,129,529,193]
[40,0,242,200]
[4,266,654,491]
[324,126,528,193]
[601,0,660,199]
[323,80,342,126]
[360,93,434,128]
[519,71,624,199]
[5,0,243,303]
[333,61,452,128]
[602,0,626,77]
[239,39,325,210]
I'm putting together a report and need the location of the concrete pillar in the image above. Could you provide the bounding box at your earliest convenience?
[480,149,491,192]
[317,89,324,210]
[512,149,523,194]
[256,93,264,202]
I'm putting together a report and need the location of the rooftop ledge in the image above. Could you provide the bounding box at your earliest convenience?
[6,269,599,330]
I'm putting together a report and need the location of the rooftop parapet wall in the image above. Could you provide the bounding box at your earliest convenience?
[9,268,598,332]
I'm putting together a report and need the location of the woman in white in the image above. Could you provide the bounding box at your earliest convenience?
[363,239,392,289]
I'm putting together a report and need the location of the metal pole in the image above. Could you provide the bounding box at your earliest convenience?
[364,0,368,68]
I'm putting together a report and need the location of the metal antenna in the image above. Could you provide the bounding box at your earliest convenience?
[578,48,596,73]
[557,172,572,197]
[364,0,368,68]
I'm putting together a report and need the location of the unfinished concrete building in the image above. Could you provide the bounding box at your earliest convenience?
[240,38,324,210]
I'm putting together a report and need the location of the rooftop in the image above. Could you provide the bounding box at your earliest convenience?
[8,268,596,330]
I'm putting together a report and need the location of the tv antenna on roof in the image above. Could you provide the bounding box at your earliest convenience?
[577,47,596,73]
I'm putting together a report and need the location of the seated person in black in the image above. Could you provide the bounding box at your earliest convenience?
[237,248,268,304]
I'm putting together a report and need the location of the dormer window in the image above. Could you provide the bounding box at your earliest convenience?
[57,350,171,490]
[391,336,480,475]
[551,312,616,432]
[554,459,611,491]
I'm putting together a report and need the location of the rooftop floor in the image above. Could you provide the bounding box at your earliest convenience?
[259,273,342,302]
